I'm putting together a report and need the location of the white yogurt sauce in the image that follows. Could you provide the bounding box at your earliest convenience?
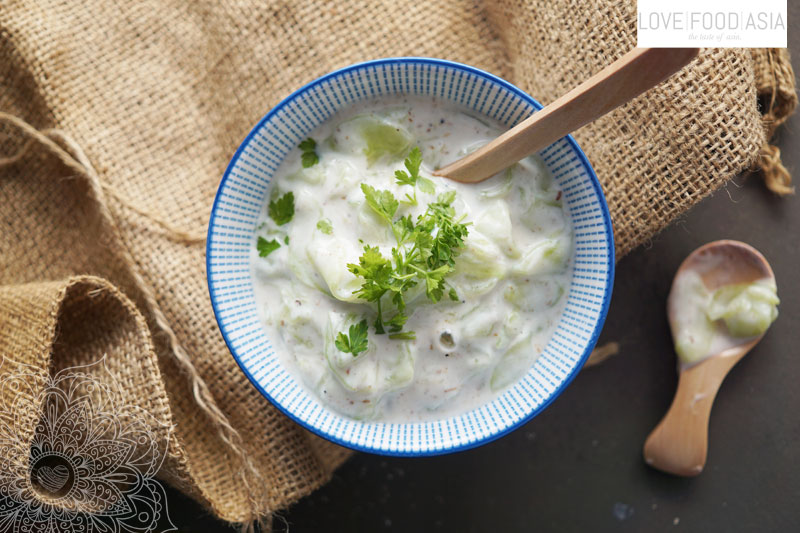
[251,96,572,421]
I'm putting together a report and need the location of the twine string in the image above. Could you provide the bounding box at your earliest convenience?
[0,112,268,523]
[0,116,206,244]
[757,49,797,195]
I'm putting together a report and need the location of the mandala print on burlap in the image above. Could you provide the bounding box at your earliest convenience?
[0,357,175,532]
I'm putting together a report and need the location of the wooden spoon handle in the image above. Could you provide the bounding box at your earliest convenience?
[435,47,699,183]
[643,352,745,476]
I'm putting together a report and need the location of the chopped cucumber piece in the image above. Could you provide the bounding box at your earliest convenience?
[328,114,413,165]
[490,336,535,391]
[707,279,779,337]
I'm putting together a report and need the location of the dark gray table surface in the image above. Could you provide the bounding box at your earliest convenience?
[164,27,800,533]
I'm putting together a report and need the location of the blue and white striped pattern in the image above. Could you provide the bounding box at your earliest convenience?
[207,58,614,456]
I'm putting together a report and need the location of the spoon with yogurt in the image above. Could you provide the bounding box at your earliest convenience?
[643,240,779,476]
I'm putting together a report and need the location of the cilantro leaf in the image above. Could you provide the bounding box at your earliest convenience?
[333,332,349,352]
[316,219,333,234]
[301,151,319,168]
[299,138,319,168]
[298,138,316,152]
[437,190,457,205]
[395,147,434,197]
[256,237,280,257]
[347,246,391,283]
[347,319,369,355]
[385,312,408,332]
[423,264,451,302]
[414,230,434,261]
[334,319,369,356]
[417,176,435,194]
[390,289,408,313]
[395,169,416,187]
[394,170,416,187]
[268,191,295,226]
[392,215,415,242]
[347,246,393,302]
[404,146,423,177]
[361,184,398,223]
[448,287,459,301]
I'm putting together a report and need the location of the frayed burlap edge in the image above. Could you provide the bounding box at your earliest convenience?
[0,277,185,514]
[586,48,797,368]
[751,48,798,195]
[0,113,270,529]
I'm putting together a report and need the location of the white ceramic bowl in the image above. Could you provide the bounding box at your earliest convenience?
[207,58,614,455]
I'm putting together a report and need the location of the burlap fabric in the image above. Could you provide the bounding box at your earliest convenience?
[0,0,795,526]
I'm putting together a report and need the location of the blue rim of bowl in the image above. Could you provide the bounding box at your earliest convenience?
[207,57,615,456]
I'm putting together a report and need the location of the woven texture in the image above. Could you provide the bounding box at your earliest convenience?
[0,0,794,525]
[751,48,799,194]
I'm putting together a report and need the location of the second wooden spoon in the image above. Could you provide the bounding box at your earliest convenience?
[643,240,776,476]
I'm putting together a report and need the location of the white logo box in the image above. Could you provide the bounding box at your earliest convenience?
[637,0,787,48]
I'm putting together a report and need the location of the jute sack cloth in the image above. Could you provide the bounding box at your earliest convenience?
[0,0,795,526]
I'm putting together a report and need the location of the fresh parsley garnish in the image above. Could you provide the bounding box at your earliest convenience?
[268,191,294,226]
[347,152,469,338]
[394,147,422,187]
[284,235,290,245]
[299,137,319,168]
[394,147,435,204]
[316,219,333,234]
[257,237,280,257]
[361,183,398,224]
[334,319,369,356]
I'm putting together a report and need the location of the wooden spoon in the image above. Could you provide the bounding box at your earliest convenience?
[643,240,775,476]
[434,47,699,183]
